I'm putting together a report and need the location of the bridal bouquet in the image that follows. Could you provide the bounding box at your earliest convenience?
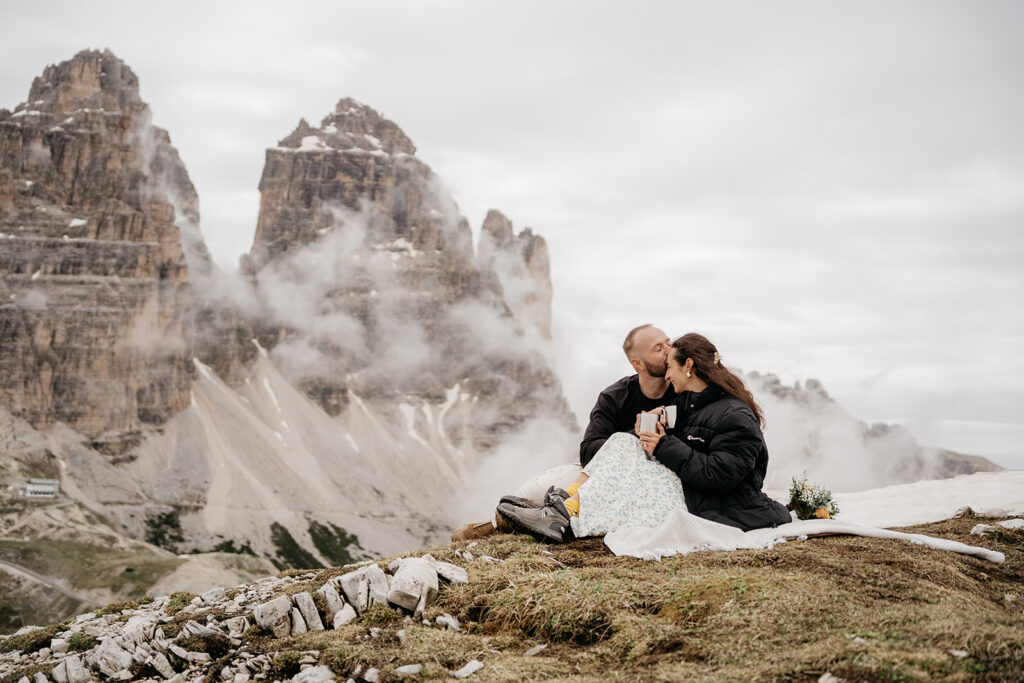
[788,474,839,520]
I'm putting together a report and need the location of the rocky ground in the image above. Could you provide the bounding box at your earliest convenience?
[1,510,1021,682]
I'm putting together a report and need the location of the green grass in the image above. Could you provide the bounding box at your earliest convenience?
[164,592,196,616]
[0,621,67,654]
[0,538,183,598]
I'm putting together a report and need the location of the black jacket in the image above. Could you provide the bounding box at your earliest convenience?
[651,385,790,531]
[580,375,676,466]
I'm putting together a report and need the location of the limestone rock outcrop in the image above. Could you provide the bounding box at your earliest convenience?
[245,98,574,449]
[0,50,199,454]
[477,209,553,340]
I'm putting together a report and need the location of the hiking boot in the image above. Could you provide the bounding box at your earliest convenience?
[451,520,496,542]
[496,500,572,543]
[500,494,535,508]
[544,486,571,509]
[453,495,538,541]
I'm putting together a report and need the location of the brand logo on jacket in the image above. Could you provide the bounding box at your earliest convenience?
[686,436,705,443]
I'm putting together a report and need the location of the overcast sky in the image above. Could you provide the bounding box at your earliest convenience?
[2,1,1022,467]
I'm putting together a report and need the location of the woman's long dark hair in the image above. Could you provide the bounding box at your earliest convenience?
[672,333,765,427]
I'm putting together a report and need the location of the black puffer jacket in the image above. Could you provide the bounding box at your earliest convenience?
[650,385,790,531]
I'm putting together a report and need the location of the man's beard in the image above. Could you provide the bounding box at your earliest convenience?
[643,359,667,378]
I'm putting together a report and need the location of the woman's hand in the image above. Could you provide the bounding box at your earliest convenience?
[638,421,665,454]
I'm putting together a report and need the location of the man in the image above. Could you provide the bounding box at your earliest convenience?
[451,324,676,541]
[579,323,677,466]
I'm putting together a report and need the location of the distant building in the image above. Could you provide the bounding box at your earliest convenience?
[20,478,60,499]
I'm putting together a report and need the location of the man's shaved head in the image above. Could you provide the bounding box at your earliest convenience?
[623,325,670,378]
[623,324,655,359]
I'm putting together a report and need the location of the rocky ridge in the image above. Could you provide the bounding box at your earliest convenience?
[0,50,201,455]
[747,372,1003,492]
[0,547,486,683]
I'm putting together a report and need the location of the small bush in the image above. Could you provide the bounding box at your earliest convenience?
[268,650,302,680]
[359,603,402,628]
[178,632,231,660]
[96,595,154,616]
[164,592,195,615]
[0,622,65,654]
[67,633,97,652]
[0,662,54,683]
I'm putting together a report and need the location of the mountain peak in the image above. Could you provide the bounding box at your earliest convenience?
[26,49,147,118]
[276,97,416,155]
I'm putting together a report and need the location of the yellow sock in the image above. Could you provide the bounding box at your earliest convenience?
[564,497,580,517]
[567,482,580,496]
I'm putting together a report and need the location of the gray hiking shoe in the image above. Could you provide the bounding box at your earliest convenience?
[499,494,535,508]
[496,499,572,543]
[544,486,571,509]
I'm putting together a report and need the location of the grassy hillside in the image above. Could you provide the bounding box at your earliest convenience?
[267,512,1023,680]
[2,512,1021,682]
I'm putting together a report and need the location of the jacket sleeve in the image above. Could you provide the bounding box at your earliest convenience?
[579,390,623,467]
[650,407,760,493]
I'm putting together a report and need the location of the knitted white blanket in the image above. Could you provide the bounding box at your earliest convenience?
[603,509,1006,564]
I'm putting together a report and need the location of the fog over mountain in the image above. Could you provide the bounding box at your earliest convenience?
[2,4,1021,472]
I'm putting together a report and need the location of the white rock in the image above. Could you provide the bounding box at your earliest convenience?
[201,588,227,604]
[17,676,29,683]
[387,558,438,617]
[51,660,68,683]
[396,629,407,644]
[818,674,847,683]
[50,638,69,654]
[151,651,176,678]
[363,667,381,683]
[315,583,346,624]
[63,655,90,683]
[233,672,251,682]
[94,639,135,677]
[451,659,484,678]
[971,523,997,536]
[523,644,547,656]
[435,562,468,585]
[333,604,357,628]
[435,613,461,631]
[224,616,250,637]
[289,666,336,682]
[253,595,293,637]
[395,663,423,677]
[998,518,1024,530]
[338,565,390,614]
[291,607,308,635]
[293,592,324,631]
[168,643,190,661]
[949,649,969,659]
[33,673,49,683]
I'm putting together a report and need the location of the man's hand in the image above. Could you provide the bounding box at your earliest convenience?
[633,406,665,433]
[638,421,665,454]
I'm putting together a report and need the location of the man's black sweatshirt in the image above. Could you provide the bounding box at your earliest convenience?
[578,375,677,466]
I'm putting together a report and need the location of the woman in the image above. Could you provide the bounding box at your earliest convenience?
[499,333,790,542]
